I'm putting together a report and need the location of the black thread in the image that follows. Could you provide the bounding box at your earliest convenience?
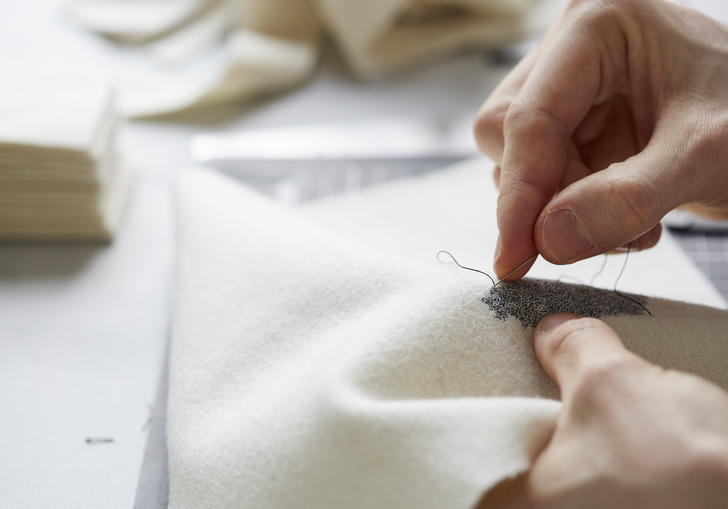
[436,250,496,286]
[85,437,114,445]
[614,243,653,316]
[438,247,652,325]
[590,254,608,285]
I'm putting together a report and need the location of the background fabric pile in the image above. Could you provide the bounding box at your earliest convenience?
[66,0,564,117]
[170,160,728,509]
[0,68,131,241]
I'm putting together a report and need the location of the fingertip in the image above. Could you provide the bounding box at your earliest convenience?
[534,313,581,356]
[493,202,540,280]
[630,223,663,251]
[533,313,583,382]
[533,314,631,394]
[493,239,538,280]
[606,225,663,254]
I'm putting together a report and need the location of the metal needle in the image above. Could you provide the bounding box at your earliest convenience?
[493,254,539,287]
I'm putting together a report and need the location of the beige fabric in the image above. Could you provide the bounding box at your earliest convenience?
[169,161,728,508]
[226,0,322,39]
[68,0,565,117]
[125,31,318,118]
[0,67,131,240]
[319,0,562,76]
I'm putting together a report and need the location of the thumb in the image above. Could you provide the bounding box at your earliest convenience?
[534,142,685,264]
[533,314,633,400]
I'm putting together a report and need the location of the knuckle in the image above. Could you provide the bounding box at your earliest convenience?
[631,225,662,251]
[504,99,570,142]
[605,173,662,235]
[503,100,534,134]
[474,102,507,141]
[680,115,728,204]
[496,174,545,221]
[474,101,507,138]
[566,0,629,23]
[572,357,631,405]
[681,115,725,158]
[564,0,635,44]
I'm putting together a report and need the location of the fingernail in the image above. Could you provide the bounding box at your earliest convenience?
[541,209,595,263]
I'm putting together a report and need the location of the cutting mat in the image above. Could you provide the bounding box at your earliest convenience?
[672,231,728,300]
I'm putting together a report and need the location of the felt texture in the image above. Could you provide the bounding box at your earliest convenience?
[69,0,564,117]
[170,160,728,509]
[0,67,131,240]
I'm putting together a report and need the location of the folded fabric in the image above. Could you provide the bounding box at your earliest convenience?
[65,0,214,43]
[0,67,131,240]
[170,160,728,509]
[68,0,565,117]
[124,31,318,118]
[318,0,563,76]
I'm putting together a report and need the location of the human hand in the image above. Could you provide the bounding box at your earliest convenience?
[474,0,728,280]
[480,313,728,509]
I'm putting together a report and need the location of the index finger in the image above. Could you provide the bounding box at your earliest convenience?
[495,20,612,279]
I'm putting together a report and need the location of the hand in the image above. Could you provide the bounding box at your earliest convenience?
[474,0,728,280]
[480,314,728,509]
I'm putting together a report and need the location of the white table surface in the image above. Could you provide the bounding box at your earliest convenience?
[1,1,725,508]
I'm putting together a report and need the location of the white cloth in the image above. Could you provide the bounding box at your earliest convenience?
[0,67,131,240]
[170,160,728,508]
[125,31,318,118]
[68,0,565,117]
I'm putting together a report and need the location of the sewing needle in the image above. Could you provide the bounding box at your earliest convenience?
[493,254,539,287]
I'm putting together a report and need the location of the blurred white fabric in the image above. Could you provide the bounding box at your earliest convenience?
[67,0,565,117]
[0,66,131,240]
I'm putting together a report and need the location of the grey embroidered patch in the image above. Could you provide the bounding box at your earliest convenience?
[482,278,649,328]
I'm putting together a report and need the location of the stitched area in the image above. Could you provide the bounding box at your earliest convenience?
[483,278,649,328]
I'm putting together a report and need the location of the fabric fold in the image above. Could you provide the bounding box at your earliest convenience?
[68,0,565,117]
[124,30,319,117]
[318,0,563,76]
[170,162,728,508]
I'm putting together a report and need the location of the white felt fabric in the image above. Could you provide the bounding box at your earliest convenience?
[0,70,114,157]
[303,161,727,308]
[170,160,728,509]
[0,67,131,240]
[69,0,564,117]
